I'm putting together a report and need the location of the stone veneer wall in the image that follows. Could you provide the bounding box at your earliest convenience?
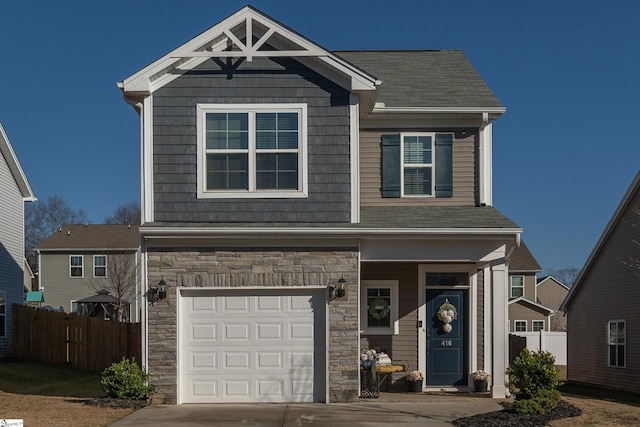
[146,246,359,404]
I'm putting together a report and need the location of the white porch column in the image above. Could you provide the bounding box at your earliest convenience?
[491,260,509,398]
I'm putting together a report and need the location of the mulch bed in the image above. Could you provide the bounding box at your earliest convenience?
[84,397,150,410]
[453,400,582,426]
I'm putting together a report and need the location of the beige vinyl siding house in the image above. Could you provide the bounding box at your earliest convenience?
[0,122,35,358]
[562,170,640,393]
[537,276,569,331]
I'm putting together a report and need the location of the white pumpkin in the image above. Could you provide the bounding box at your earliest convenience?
[443,324,453,333]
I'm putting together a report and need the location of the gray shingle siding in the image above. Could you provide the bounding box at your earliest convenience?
[152,57,352,223]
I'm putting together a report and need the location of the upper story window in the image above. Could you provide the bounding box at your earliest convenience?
[608,320,625,368]
[382,133,453,198]
[70,256,83,277]
[197,104,308,198]
[0,291,5,338]
[94,255,107,277]
[360,280,399,335]
[514,320,526,332]
[510,275,524,298]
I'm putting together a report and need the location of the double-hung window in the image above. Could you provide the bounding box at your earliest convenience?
[94,255,107,277]
[532,320,545,332]
[70,255,83,277]
[381,132,453,198]
[608,320,625,368]
[197,104,307,198]
[0,291,5,338]
[514,320,527,332]
[510,275,524,298]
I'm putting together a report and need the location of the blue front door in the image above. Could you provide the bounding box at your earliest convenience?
[426,289,468,386]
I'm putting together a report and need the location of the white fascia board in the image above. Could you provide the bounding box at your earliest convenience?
[508,296,554,315]
[372,106,506,114]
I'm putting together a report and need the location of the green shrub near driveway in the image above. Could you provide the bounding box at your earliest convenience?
[508,349,561,415]
[101,357,156,400]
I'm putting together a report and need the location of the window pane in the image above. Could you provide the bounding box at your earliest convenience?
[256,112,299,149]
[0,316,4,338]
[426,273,469,286]
[618,322,625,343]
[256,153,298,190]
[618,344,625,367]
[404,167,432,195]
[609,345,616,366]
[71,256,83,266]
[206,113,248,149]
[367,288,391,328]
[404,135,432,164]
[511,287,524,298]
[207,154,248,190]
[609,322,617,344]
[0,292,4,314]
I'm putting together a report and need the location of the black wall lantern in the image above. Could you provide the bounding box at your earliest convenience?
[148,279,167,305]
[329,275,346,301]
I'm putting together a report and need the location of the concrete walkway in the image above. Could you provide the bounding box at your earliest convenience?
[110,392,508,426]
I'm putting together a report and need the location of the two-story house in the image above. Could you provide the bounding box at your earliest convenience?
[508,243,568,333]
[0,122,36,358]
[118,6,522,404]
[36,224,140,321]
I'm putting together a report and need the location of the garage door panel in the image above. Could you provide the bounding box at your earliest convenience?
[179,289,325,403]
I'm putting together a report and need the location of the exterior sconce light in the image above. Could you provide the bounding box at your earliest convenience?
[329,275,346,301]
[148,279,167,305]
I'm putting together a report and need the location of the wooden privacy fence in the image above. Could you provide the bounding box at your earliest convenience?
[12,304,141,372]
[509,331,567,365]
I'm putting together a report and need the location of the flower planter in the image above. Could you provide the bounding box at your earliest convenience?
[408,380,423,392]
[473,379,488,392]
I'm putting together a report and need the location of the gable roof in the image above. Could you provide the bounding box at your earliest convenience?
[508,241,542,273]
[118,6,504,120]
[36,224,141,251]
[536,275,570,291]
[508,296,554,315]
[119,5,378,97]
[0,122,35,201]
[563,170,640,310]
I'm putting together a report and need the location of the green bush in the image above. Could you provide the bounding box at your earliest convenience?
[101,357,156,400]
[513,397,544,414]
[508,348,559,398]
[512,389,562,415]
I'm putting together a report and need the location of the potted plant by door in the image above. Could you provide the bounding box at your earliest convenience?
[407,370,424,392]
[471,370,491,392]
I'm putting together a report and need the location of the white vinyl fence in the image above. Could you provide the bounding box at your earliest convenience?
[510,331,567,365]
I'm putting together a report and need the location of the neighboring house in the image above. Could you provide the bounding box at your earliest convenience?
[0,122,36,358]
[508,242,558,332]
[35,224,140,321]
[536,276,569,331]
[118,6,523,404]
[562,170,640,393]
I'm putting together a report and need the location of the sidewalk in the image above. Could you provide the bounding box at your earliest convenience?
[111,392,508,426]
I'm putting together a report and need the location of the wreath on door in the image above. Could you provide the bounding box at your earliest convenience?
[437,299,457,333]
[368,298,390,320]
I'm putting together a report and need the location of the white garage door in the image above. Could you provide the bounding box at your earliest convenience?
[178,288,326,403]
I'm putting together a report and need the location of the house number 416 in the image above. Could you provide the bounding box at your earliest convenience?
[441,340,453,347]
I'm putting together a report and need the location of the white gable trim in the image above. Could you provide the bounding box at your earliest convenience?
[0,122,35,201]
[119,6,378,96]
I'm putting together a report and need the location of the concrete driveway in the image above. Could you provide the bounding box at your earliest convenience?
[110,393,507,426]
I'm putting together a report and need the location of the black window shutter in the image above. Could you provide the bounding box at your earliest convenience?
[381,134,401,198]
[435,133,453,198]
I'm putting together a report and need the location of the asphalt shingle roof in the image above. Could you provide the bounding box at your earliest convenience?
[333,50,503,109]
[36,224,140,250]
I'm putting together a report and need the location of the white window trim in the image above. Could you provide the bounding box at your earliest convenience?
[360,280,399,335]
[608,319,626,368]
[400,132,435,198]
[93,255,107,278]
[514,320,527,332]
[532,320,544,332]
[70,255,84,278]
[196,103,308,199]
[0,291,5,338]
[510,275,524,298]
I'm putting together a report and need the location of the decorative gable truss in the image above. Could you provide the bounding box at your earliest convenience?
[120,6,379,100]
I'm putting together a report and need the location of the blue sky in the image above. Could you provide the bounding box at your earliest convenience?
[1,1,638,274]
